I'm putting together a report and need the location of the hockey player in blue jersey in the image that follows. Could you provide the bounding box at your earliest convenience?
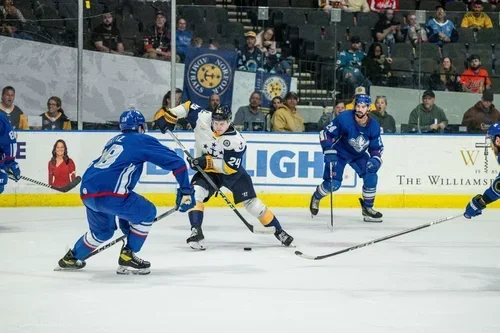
[153,103,294,250]
[464,122,500,219]
[309,94,384,222]
[57,109,195,275]
[0,111,21,193]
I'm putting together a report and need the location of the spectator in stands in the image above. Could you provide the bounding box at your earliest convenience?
[461,1,493,30]
[272,92,305,132]
[369,0,398,12]
[462,90,500,133]
[342,0,370,12]
[266,96,284,131]
[489,0,500,10]
[345,86,376,111]
[256,28,277,56]
[402,12,428,47]
[191,36,203,48]
[39,97,71,130]
[0,0,25,23]
[362,42,396,87]
[370,96,396,133]
[459,54,491,94]
[234,91,266,131]
[152,89,182,130]
[373,9,403,45]
[319,0,343,13]
[0,86,28,130]
[237,31,264,73]
[208,38,220,50]
[143,11,172,61]
[429,57,461,92]
[206,93,220,112]
[48,139,76,189]
[1,16,31,40]
[337,36,368,95]
[408,90,448,133]
[318,100,345,130]
[426,6,458,46]
[176,18,192,63]
[92,12,132,55]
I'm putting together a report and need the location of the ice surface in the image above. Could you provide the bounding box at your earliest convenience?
[0,207,499,333]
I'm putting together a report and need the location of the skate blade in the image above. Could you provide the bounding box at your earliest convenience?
[54,266,82,272]
[363,217,383,223]
[116,266,151,275]
[188,240,206,251]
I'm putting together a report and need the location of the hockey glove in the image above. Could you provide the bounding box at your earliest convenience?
[152,108,178,134]
[366,157,382,173]
[464,194,487,219]
[5,161,21,181]
[323,151,338,165]
[176,187,196,213]
[0,169,8,194]
[189,155,214,171]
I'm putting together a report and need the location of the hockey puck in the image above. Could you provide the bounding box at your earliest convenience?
[243,247,252,251]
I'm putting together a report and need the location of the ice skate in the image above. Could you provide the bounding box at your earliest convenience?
[117,246,151,275]
[274,229,294,247]
[359,198,383,223]
[309,194,320,216]
[55,249,86,271]
[186,226,205,250]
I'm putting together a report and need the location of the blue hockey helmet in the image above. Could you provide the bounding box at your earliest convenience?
[119,109,147,132]
[355,94,371,106]
[212,105,232,121]
[487,122,500,139]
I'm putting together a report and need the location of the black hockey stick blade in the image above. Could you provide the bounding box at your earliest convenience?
[10,175,82,193]
[83,207,178,260]
[166,130,274,235]
[295,214,462,260]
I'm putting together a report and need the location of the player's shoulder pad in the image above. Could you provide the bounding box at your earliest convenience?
[221,132,246,152]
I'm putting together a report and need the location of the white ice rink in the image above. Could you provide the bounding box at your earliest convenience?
[0,207,499,333]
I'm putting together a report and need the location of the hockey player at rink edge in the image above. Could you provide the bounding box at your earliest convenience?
[57,109,195,275]
[310,94,384,222]
[153,102,294,250]
[464,121,500,219]
[0,111,22,194]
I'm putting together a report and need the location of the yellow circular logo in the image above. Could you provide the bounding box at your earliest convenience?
[263,76,288,101]
[197,64,222,89]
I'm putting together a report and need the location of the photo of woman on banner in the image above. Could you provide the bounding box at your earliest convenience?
[48,139,76,188]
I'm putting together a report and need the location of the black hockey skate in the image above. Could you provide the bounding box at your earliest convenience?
[186,226,205,251]
[274,229,294,247]
[309,194,320,216]
[117,246,151,275]
[359,198,383,223]
[55,249,86,271]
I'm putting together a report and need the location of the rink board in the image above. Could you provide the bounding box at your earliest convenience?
[0,131,499,208]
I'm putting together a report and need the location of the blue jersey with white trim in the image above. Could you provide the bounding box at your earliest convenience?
[0,111,17,167]
[81,132,189,198]
[320,111,383,161]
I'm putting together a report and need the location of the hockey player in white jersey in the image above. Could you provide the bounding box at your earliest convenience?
[153,103,294,250]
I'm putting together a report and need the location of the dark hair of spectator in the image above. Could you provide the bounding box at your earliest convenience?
[2,86,15,95]
[262,28,275,42]
[176,17,186,24]
[333,99,346,107]
[367,42,385,58]
[51,139,70,165]
[47,96,66,114]
[251,91,261,98]
[162,88,183,107]
[435,5,445,10]
[269,96,283,116]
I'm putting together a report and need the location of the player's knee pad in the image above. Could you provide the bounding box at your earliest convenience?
[493,176,500,196]
[243,198,267,217]
[363,171,378,188]
[319,179,341,194]
[194,185,209,203]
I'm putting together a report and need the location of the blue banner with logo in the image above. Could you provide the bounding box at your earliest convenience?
[182,47,238,108]
[254,72,292,108]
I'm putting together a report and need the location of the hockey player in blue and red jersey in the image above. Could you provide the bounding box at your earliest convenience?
[309,94,384,222]
[153,103,294,250]
[464,122,500,219]
[56,109,195,275]
[0,111,21,193]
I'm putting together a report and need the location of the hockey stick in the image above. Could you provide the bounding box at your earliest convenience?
[295,214,462,260]
[327,162,334,231]
[166,129,274,235]
[83,207,178,260]
[8,174,82,193]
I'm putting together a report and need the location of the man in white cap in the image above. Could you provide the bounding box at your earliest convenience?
[345,86,376,111]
